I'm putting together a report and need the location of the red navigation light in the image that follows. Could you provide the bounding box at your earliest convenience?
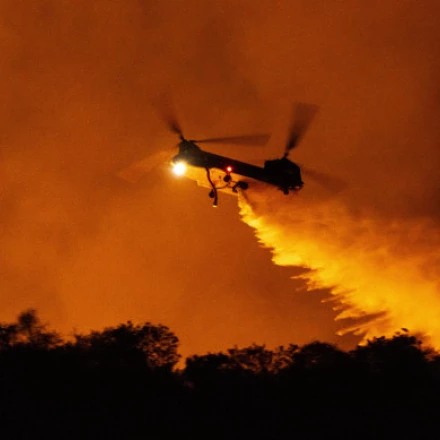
[226,166,233,173]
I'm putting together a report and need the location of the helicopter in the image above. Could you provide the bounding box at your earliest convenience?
[169,102,318,207]
[118,103,344,206]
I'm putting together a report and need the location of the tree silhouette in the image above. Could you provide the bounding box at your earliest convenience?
[185,343,301,382]
[73,320,180,372]
[0,322,18,350]
[16,309,62,348]
[346,332,439,440]
[351,331,430,375]
[0,309,61,350]
[293,341,349,368]
[226,344,278,374]
[0,309,439,440]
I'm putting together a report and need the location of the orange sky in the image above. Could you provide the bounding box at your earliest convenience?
[1,1,440,357]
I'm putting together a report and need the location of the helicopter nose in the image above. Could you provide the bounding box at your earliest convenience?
[171,154,180,164]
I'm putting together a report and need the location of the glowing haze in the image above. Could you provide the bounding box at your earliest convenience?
[1,1,440,356]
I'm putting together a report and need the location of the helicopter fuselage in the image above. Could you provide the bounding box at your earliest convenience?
[171,140,303,198]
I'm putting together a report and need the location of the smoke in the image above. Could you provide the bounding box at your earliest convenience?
[1,0,440,357]
[238,185,440,346]
[0,0,319,357]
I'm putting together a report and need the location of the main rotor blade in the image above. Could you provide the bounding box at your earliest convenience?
[302,166,347,193]
[194,134,271,146]
[164,113,184,138]
[151,94,185,139]
[284,103,319,157]
[116,148,176,183]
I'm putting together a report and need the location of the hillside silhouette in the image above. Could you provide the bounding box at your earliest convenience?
[0,310,439,439]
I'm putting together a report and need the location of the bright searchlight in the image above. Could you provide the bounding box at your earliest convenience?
[172,161,187,176]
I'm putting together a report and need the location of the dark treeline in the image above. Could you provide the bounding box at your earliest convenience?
[1,310,439,439]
